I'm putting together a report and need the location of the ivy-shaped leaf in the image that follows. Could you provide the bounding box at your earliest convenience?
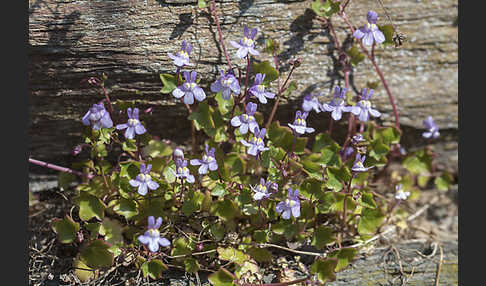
[328,247,357,271]
[51,215,80,244]
[80,239,114,269]
[252,61,278,84]
[312,226,335,250]
[310,258,338,284]
[76,192,106,221]
[141,259,168,279]
[160,73,177,94]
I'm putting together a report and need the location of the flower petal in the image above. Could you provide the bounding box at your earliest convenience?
[138,235,150,245]
[138,183,148,196]
[193,87,206,102]
[147,180,159,190]
[116,123,128,130]
[198,164,209,175]
[362,32,374,46]
[172,88,184,98]
[239,123,249,135]
[231,116,242,127]
[125,127,135,139]
[158,238,171,247]
[373,29,385,44]
[135,124,146,135]
[129,179,140,187]
[190,159,202,166]
[183,93,195,105]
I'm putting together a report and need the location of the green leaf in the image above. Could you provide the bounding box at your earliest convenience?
[319,147,342,167]
[210,223,226,241]
[86,222,101,238]
[312,226,335,250]
[313,133,340,153]
[217,247,249,265]
[360,192,377,209]
[181,190,204,216]
[358,207,385,235]
[58,172,76,190]
[328,248,357,271]
[160,73,177,94]
[171,237,192,257]
[265,38,280,54]
[325,166,351,191]
[374,126,401,145]
[112,198,138,219]
[73,257,95,282]
[76,192,106,221]
[378,24,395,46]
[163,161,177,184]
[311,0,339,18]
[198,0,207,9]
[184,257,200,273]
[211,199,238,221]
[122,139,138,152]
[208,268,236,286]
[188,102,216,137]
[402,149,433,175]
[141,259,168,279]
[267,121,307,154]
[247,247,273,263]
[99,218,124,246]
[435,172,453,191]
[310,258,338,284]
[252,61,278,84]
[215,91,235,115]
[51,215,80,244]
[142,139,173,158]
[80,239,114,269]
[346,45,365,67]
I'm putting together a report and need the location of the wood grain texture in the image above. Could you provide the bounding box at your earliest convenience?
[28,0,458,173]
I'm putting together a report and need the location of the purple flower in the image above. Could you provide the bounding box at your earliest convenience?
[251,178,278,201]
[82,103,113,130]
[167,40,193,67]
[351,153,373,173]
[190,144,218,175]
[422,116,440,139]
[321,87,351,121]
[173,158,195,183]
[115,108,147,139]
[129,164,160,196]
[172,71,206,105]
[231,102,259,134]
[210,70,241,100]
[351,133,365,145]
[230,26,260,59]
[340,146,354,161]
[348,88,381,122]
[394,184,410,201]
[353,11,386,46]
[248,74,275,104]
[172,148,185,161]
[275,188,301,219]
[240,126,269,157]
[288,110,315,135]
[302,94,321,113]
[138,216,171,252]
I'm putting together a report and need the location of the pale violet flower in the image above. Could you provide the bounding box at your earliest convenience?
[302,93,321,113]
[173,158,195,183]
[82,103,113,130]
[422,116,440,139]
[275,188,301,219]
[248,73,275,104]
[353,11,386,46]
[251,178,278,201]
[167,40,193,67]
[288,110,315,135]
[321,86,351,121]
[231,102,259,134]
[172,71,206,105]
[394,184,410,201]
[230,26,260,59]
[240,126,269,157]
[115,107,146,139]
[138,216,171,252]
[129,164,160,196]
[190,144,218,175]
[348,88,381,122]
[210,69,241,100]
[351,153,373,173]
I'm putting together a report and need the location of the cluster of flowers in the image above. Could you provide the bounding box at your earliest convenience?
[79,10,441,253]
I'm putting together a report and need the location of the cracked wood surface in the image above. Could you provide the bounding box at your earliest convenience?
[28,0,458,173]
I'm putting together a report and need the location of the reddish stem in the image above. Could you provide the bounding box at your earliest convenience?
[209,0,233,70]
[29,158,94,179]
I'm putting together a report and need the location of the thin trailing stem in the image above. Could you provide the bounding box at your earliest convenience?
[209,0,233,70]
[29,158,94,179]
[339,11,401,131]
[265,63,297,130]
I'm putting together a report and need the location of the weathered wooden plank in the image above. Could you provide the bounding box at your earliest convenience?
[28,0,458,173]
